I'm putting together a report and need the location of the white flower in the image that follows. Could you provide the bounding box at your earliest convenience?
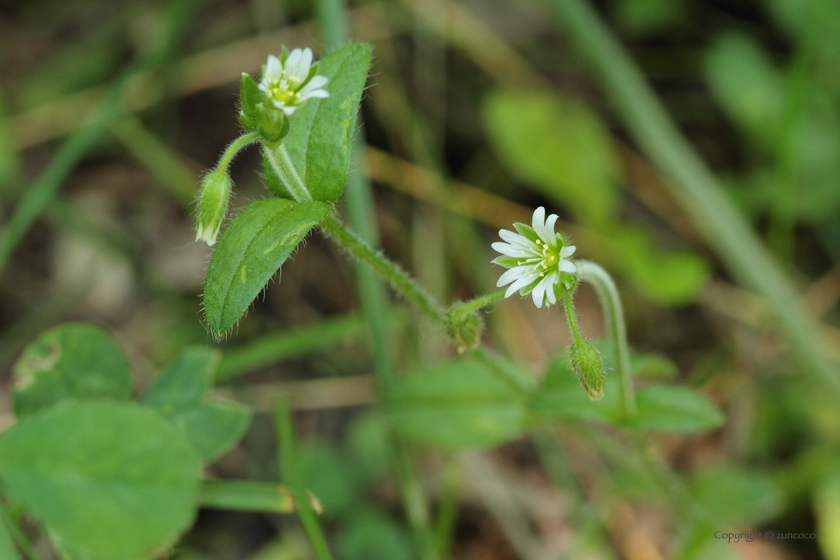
[258,48,329,116]
[492,207,577,308]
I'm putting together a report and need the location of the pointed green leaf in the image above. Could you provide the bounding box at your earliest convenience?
[12,323,132,418]
[279,44,371,202]
[386,358,527,449]
[204,199,332,336]
[143,347,251,461]
[0,401,200,560]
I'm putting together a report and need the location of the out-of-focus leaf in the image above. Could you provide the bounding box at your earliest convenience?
[483,89,619,225]
[338,510,412,560]
[386,358,528,448]
[280,44,371,202]
[631,352,678,380]
[630,385,724,433]
[298,442,356,515]
[347,411,390,483]
[143,347,251,462]
[529,352,621,424]
[0,401,200,560]
[815,475,840,560]
[610,226,709,306]
[12,323,132,418]
[0,513,21,560]
[203,199,332,337]
[704,34,783,143]
[687,467,783,526]
[616,0,684,33]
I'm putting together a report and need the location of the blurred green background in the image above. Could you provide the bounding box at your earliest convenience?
[1,0,839,558]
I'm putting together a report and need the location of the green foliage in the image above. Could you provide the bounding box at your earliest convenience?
[203,199,333,336]
[704,33,783,144]
[815,475,840,560]
[12,323,132,418]
[0,513,21,560]
[299,442,357,515]
[338,510,413,560]
[386,358,528,448]
[631,385,724,433]
[142,347,251,461]
[275,44,372,202]
[483,89,619,226]
[531,351,722,434]
[0,401,200,560]
[687,467,783,526]
[483,89,709,306]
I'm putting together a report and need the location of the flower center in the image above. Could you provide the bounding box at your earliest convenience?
[265,76,303,106]
[516,241,563,277]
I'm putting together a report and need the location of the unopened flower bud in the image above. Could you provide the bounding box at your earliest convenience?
[569,340,605,400]
[445,309,483,353]
[195,169,232,246]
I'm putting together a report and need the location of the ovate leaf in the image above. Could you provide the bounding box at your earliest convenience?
[143,347,251,462]
[12,323,132,418]
[204,199,332,336]
[279,44,372,202]
[386,358,527,449]
[0,401,200,560]
[630,385,724,433]
[483,89,619,226]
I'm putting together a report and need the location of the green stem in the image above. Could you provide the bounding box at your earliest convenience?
[576,260,636,419]
[320,215,447,325]
[434,454,460,559]
[275,402,334,560]
[449,290,504,316]
[199,480,295,513]
[547,0,840,396]
[218,132,259,173]
[262,142,313,203]
[313,2,440,558]
[562,291,584,346]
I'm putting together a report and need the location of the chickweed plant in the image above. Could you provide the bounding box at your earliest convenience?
[0,44,728,560]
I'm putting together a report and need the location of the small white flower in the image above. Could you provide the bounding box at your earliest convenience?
[258,48,329,116]
[492,207,577,309]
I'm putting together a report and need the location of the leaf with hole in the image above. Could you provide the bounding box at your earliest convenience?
[204,198,332,336]
[12,323,132,418]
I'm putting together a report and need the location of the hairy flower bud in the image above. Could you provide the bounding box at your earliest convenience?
[195,169,232,246]
[569,340,605,401]
[445,309,483,353]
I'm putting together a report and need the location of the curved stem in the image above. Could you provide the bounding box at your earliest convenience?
[217,132,259,172]
[449,290,504,316]
[576,260,636,419]
[320,215,447,325]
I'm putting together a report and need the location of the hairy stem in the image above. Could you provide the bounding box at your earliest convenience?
[449,290,504,316]
[320,215,447,325]
[218,132,259,172]
[576,260,636,419]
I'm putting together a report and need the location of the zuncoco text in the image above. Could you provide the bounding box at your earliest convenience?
[715,530,816,543]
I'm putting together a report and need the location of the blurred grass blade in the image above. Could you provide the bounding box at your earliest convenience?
[199,480,295,513]
[547,0,840,393]
[216,314,366,382]
[275,401,334,560]
[110,116,198,208]
[0,0,200,278]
